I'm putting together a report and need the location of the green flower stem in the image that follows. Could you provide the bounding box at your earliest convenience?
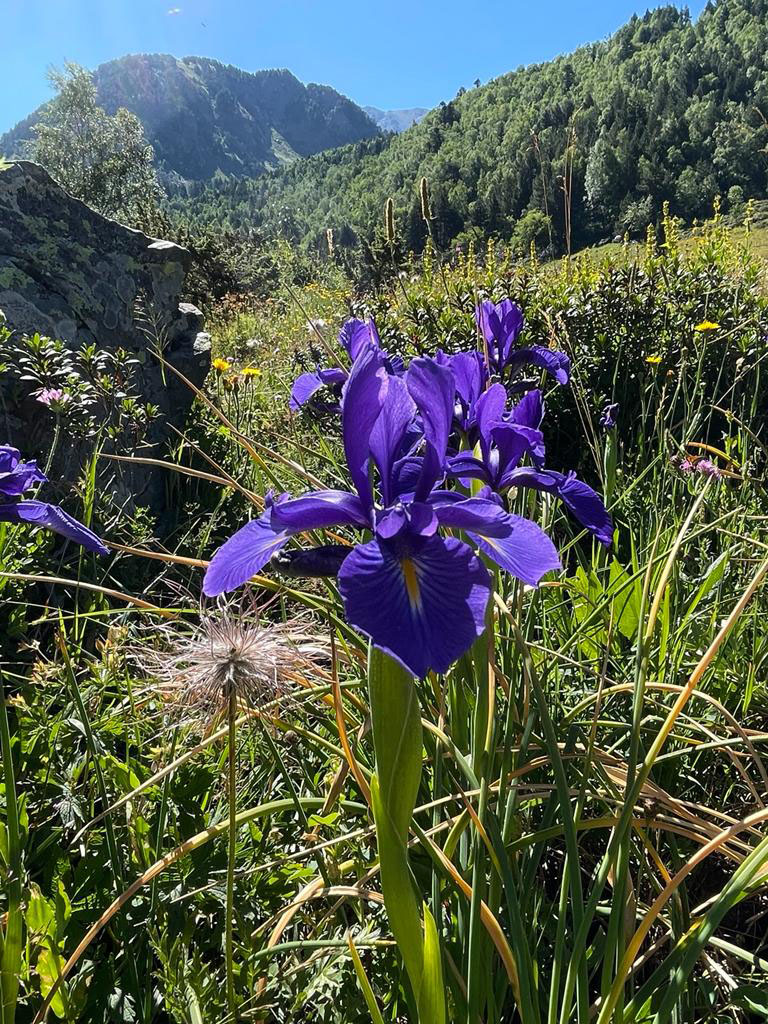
[368,646,445,1024]
[225,686,238,1020]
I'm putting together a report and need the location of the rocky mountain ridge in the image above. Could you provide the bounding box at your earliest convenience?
[0,54,381,182]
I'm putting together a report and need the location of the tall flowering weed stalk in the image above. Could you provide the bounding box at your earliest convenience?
[203,299,612,1021]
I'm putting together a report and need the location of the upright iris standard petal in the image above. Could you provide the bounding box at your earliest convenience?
[339,318,381,360]
[341,344,388,511]
[474,384,508,458]
[369,376,417,506]
[0,500,109,554]
[506,467,613,547]
[0,446,20,474]
[203,513,292,596]
[492,423,546,485]
[600,402,619,430]
[443,351,487,431]
[338,533,491,678]
[475,299,525,370]
[506,346,571,385]
[508,389,544,430]
[434,497,560,585]
[406,357,454,500]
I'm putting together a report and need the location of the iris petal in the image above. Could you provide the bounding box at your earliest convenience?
[406,357,454,499]
[339,318,380,360]
[341,344,387,511]
[474,383,508,459]
[508,389,544,430]
[203,514,291,596]
[0,456,47,497]
[0,500,109,554]
[369,376,416,505]
[507,468,613,547]
[270,489,369,531]
[445,453,492,485]
[338,534,491,678]
[507,346,571,385]
[492,423,545,482]
[446,351,487,429]
[289,373,322,411]
[435,497,560,585]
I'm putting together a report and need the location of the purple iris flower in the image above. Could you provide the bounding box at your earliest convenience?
[290,317,403,411]
[0,445,109,554]
[446,388,614,548]
[475,299,570,384]
[435,350,488,433]
[204,346,560,678]
[600,402,619,430]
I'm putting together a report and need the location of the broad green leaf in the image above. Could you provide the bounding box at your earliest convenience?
[26,887,55,938]
[37,947,68,1019]
[609,558,641,640]
[368,646,423,842]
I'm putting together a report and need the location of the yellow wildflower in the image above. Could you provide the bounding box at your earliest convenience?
[242,366,262,377]
[694,321,721,332]
[645,355,662,365]
[212,357,231,373]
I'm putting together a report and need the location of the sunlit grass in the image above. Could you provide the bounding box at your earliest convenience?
[2,225,768,1023]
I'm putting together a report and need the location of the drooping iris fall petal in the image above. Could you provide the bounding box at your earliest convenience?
[0,500,109,555]
[270,490,369,531]
[506,467,613,547]
[434,497,560,585]
[289,367,347,411]
[338,533,491,678]
[0,446,47,497]
[204,487,371,596]
[506,346,571,385]
[203,514,292,596]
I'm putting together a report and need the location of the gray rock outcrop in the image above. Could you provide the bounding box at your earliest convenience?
[0,160,211,513]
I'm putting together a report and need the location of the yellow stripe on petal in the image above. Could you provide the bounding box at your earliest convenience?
[401,558,422,611]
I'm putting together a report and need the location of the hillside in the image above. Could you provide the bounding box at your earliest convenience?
[169,0,768,254]
[0,54,380,181]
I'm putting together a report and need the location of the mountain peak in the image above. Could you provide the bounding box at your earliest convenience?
[363,106,429,133]
[0,53,381,182]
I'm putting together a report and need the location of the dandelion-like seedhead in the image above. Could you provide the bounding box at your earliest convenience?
[136,609,325,727]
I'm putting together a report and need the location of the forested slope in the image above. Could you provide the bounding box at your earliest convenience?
[170,0,768,254]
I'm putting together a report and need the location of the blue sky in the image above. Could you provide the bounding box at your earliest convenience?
[1,0,709,134]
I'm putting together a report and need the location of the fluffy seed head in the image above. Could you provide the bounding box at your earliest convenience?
[136,610,325,726]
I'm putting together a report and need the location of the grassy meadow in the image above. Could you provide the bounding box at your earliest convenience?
[2,209,768,1024]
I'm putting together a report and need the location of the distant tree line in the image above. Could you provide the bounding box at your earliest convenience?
[166,0,768,257]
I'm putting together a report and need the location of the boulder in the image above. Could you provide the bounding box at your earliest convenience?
[0,160,211,515]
